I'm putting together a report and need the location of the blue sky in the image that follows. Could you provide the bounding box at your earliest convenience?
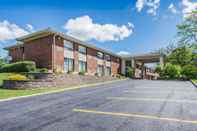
[0,0,196,57]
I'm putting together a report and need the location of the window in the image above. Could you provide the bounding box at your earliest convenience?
[64,58,74,72]
[79,61,87,72]
[64,40,73,50]
[20,47,24,53]
[126,60,131,67]
[105,54,111,61]
[105,67,111,76]
[78,46,86,54]
[97,52,104,59]
[97,65,104,76]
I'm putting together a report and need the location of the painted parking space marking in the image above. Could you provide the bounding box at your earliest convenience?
[130,87,196,91]
[73,108,197,124]
[107,97,197,104]
[124,90,197,94]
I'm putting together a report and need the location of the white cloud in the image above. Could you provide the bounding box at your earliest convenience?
[0,20,29,41]
[26,24,34,32]
[117,51,130,56]
[64,16,133,42]
[128,22,135,28]
[136,0,145,12]
[168,3,178,14]
[136,0,160,16]
[146,0,160,16]
[182,0,197,17]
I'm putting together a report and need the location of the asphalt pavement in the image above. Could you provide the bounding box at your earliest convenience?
[0,79,196,131]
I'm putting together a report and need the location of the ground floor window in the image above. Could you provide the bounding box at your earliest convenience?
[79,61,87,72]
[105,67,111,76]
[64,58,74,72]
[97,65,104,76]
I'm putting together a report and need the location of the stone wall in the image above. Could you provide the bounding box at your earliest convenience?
[3,74,118,89]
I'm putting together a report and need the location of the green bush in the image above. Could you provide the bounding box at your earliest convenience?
[0,61,36,73]
[155,65,162,75]
[161,63,181,79]
[182,64,197,79]
[126,67,134,78]
[79,71,85,75]
[37,68,48,73]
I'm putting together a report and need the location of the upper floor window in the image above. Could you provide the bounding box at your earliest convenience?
[78,45,86,54]
[105,54,111,61]
[97,52,104,59]
[64,40,73,50]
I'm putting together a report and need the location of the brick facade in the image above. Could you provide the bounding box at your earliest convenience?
[9,47,24,62]
[87,47,97,75]
[7,33,121,76]
[54,36,64,71]
[9,35,53,69]
[111,56,121,75]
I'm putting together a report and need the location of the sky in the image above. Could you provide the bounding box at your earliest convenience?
[0,0,196,58]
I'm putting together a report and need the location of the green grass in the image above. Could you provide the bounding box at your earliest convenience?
[0,73,13,86]
[192,79,197,85]
[0,88,57,99]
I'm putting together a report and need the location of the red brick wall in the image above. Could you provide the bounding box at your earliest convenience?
[9,47,24,62]
[111,56,121,75]
[23,35,53,69]
[87,47,97,75]
[54,36,64,71]
[8,34,121,75]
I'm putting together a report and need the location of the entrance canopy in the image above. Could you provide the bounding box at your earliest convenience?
[121,53,164,76]
[124,53,162,63]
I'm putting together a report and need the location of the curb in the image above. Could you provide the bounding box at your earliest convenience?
[191,80,197,87]
[0,79,128,102]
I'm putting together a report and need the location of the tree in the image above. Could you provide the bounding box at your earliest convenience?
[167,46,193,66]
[161,63,181,79]
[176,11,197,47]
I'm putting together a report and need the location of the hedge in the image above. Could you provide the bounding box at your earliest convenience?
[0,61,36,73]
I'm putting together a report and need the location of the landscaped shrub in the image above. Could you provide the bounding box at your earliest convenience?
[181,64,197,79]
[8,74,27,81]
[79,71,85,75]
[161,63,181,79]
[126,67,134,78]
[155,65,162,75]
[116,74,126,79]
[37,68,48,73]
[0,61,36,73]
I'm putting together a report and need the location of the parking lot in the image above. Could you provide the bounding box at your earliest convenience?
[0,80,197,131]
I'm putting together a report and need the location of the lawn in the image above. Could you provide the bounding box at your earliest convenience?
[0,73,13,86]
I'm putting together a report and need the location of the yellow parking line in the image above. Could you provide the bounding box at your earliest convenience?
[107,97,197,104]
[73,108,197,124]
[124,90,172,94]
